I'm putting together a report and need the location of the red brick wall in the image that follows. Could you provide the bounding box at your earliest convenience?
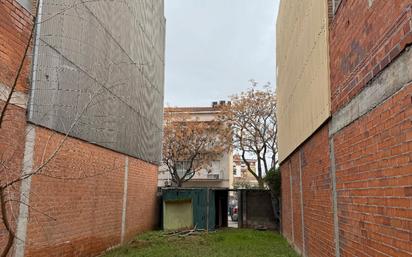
[290,153,303,253]
[301,126,335,257]
[0,0,33,255]
[0,0,33,183]
[280,126,335,257]
[333,84,412,257]
[0,104,26,254]
[124,158,158,242]
[24,127,158,257]
[281,86,412,257]
[329,1,412,255]
[281,1,412,256]
[0,0,33,93]
[329,0,412,113]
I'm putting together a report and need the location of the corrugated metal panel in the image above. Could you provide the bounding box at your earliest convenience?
[276,0,331,162]
[28,0,165,164]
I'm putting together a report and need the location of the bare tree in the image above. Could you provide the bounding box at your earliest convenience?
[219,81,278,188]
[162,111,230,187]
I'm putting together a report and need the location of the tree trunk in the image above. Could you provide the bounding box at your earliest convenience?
[0,188,14,257]
[176,179,183,187]
[257,177,264,189]
[268,189,281,230]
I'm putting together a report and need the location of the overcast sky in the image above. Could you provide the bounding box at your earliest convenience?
[164,0,279,107]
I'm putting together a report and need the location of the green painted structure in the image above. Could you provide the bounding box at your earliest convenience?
[161,188,277,231]
[162,188,219,230]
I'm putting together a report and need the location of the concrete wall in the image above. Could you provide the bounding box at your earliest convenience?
[239,190,277,230]
[0,0,162,256]
[279,0,412,256]
[276,0,331,162]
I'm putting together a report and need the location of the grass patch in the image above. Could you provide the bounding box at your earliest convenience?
[103,229,299,257]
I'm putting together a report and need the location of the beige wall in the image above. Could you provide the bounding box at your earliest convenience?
[276,0,331,162]
[159,107,233,188]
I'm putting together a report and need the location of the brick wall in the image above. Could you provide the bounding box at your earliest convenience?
[281,126,336,257]
[124,158,158,242]
[329,0,412,113]
[301,126,335,257]
[281,0,412,256]
[0,0,33,255]
[0,1,160,256]
[24,127,125,257]
[290,153,303,254]
[0,0,33,93]
[0,103,27,254]
[22,127,159,257]
[333,84,412,257]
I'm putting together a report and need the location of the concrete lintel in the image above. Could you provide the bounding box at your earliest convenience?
[330,47,412,136]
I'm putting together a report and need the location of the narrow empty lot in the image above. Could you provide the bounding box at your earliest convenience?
[103,229,299,257]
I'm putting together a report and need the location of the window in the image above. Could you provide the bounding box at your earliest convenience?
[17,0,32,11]
[176,161,191,177]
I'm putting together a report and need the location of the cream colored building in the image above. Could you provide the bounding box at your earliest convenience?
[276,0,331,162]
[158,103,233,188]
[232,154,259,189]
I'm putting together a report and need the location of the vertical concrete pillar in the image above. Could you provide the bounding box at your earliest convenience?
[299,150,306,257]
[14,125,36,257]
[120,156,129,244]
[329,138,341,257]
[289,161,294,243]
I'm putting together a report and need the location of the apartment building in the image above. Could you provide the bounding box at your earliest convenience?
[158,104,234,188]
[0,0,165,256]
[232,154,259,189]
[277,0,412,256]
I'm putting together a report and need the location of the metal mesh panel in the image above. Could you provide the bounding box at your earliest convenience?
[28,0,166,164]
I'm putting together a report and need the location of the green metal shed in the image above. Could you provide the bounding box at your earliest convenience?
[162,188,228,231]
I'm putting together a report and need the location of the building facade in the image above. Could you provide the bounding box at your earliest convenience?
[277,0,412,256]
[158,105,234,189]
[232,154,259,189]
[0,0,165,256]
